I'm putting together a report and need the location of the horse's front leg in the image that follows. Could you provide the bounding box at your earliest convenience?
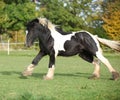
[22,51,46,76]
[44,54,56,80]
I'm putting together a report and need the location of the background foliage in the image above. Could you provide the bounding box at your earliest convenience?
[0,0,40,42]
[0,0,120,43]
[102,0,120,40]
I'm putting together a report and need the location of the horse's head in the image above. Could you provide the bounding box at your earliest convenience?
[25,18,55,47]
[26,18,48,47]
[25,19,39,47]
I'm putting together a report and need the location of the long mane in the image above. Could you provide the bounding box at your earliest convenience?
[38,18,57,30]
[38,17,72,35]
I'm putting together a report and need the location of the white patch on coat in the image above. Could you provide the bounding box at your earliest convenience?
[50,27,76,56]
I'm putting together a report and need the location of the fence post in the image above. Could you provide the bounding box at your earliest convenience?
[8,39,10,55]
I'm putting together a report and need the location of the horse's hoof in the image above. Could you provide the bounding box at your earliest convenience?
[22,71,32,76]
[43,75,53,80]
[110,72,119,81]
[88,74,99,80]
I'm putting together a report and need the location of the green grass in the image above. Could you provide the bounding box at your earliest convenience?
[0,50,120,100]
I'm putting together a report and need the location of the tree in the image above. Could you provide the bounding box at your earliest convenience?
[2,2,37,31]
[102,0,120,40]
[3,0,30,4]
[40,0,102,31]
[0,1,7,34]
[39,0,107,39]
[0,1,41,42]
[0,0,108,43]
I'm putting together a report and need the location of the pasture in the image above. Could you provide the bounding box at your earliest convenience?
[0,50,120,100]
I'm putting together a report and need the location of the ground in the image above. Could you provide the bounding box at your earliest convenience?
[0,50,120,100]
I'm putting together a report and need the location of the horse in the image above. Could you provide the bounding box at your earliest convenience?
[22,17,120,80]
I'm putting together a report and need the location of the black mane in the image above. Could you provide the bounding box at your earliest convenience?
[55,27,72,35]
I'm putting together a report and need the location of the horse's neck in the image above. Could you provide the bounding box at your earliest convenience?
[38,30,51,43]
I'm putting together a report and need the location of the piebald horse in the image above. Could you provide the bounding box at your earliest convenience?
[23,18,120,80]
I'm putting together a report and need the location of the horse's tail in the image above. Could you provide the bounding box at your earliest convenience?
[95,36,120,52]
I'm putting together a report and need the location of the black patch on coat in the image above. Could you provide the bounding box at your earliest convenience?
[58,31,98,63]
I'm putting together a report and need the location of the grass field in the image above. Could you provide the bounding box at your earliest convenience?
[0,50,120,100]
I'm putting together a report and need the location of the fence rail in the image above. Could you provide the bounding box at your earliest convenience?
[0,41,118,55]
[0,42,24,50]
[0,41,39,55]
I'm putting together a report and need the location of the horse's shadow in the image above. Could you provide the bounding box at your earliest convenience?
[0,71,91,79]
[0,71,21,75]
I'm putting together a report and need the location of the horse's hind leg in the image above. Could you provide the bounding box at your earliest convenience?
[89,59,100,79]
[79,52,100,79]
[96,51,119,80]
